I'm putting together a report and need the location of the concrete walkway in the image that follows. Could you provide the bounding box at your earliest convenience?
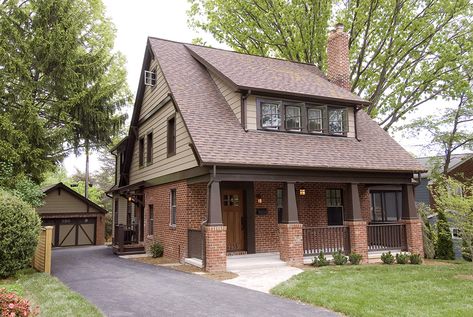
[224,253,303,293]
[52,246,337,317]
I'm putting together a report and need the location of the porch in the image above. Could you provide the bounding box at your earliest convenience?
[112,224,145,255]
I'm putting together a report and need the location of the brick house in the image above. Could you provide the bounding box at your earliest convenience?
[110,24,425,272]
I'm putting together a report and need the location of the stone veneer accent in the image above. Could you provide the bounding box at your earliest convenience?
[279,223,303,265]
[404,219,424,256]
[204,225,227,272]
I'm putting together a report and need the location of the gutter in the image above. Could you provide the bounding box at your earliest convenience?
[354,106,361,142]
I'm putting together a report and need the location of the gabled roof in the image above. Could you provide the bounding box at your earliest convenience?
[42,183,108,214]
[142,38,424,173]
[186,44,368,105]
[417,153,472,178]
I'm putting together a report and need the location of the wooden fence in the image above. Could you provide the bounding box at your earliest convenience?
[32,226,53,274]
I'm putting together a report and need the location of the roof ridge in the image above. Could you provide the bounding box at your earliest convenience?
[147,36,326,71]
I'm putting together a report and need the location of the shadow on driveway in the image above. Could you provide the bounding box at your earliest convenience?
[52,246,337,317]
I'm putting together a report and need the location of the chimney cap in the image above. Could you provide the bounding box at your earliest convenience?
[335,23,345,32]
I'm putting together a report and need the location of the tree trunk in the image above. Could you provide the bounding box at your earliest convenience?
[85,140,89,199]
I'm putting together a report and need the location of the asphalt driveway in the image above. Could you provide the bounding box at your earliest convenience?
[52,246,337,317]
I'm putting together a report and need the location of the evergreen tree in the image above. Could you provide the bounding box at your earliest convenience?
[435,210,455,260]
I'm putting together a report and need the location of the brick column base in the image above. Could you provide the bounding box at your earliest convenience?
[403,219,424,256]
[204,225,227,272]
[279,223,303,265]
[345,220,368,263]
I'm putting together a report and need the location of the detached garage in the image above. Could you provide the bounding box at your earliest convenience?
[37,183,107,247]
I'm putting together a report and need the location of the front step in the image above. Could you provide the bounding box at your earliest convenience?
[112,244,146,256]
[227,253,287,271]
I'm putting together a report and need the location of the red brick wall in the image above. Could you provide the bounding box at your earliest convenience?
[204,225,227,272]
[404,219,424,256]
[279,223,303,265]
[187,183,207,230]
[327,25,351,90]
[254,182,281,252]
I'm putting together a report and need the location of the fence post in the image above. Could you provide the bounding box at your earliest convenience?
[43,226,53,274]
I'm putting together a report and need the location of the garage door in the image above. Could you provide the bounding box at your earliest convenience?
[42,218,96,247]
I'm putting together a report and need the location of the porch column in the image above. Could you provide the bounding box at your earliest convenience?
[204,180,226,272]
[279,182,303,265]
[344,183,368,263]
[401,184,424,255]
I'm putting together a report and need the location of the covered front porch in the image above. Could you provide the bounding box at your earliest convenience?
[192,168,423,272]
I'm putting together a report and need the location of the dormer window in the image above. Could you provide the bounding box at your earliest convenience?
[144,69,156,86]
[257,98,350,136]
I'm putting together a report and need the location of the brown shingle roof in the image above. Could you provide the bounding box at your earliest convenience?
[149,38,424,173]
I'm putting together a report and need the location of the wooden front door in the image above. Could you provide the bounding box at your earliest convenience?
[222,190,245,252]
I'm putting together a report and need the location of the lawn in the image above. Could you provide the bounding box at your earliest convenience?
[271,261,473,317]
[1,269,103,317]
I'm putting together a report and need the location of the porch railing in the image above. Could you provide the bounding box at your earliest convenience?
[303,226,350,256]
[114,224,139,251]
[188,229,203,259]
[367,223,407,251]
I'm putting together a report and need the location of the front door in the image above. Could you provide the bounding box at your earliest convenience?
[222,189,245,252]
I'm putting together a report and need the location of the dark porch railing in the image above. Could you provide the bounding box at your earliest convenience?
[303,226,350,256]
[367,223,407,251]
[114,224,139,251]
[188,229,203,259]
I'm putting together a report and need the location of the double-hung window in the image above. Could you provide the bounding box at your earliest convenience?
[170,189,177,226]
[308,107,324,133]
[326,189,344,226]
[285,105,302,130]
[261,102,281,129]
[148,204,154,235]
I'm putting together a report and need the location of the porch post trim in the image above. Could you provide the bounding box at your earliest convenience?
[282,182,299,224]
[344,183,363,221]
[401,184,418,219]
[207,180,223,225]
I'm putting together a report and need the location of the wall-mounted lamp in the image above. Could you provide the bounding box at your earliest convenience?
[256,194,263,204]
[299,188,306,196]
[128,196,133,202]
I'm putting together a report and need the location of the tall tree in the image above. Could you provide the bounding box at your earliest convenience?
[0,0,131,183]
[188,0,473,130]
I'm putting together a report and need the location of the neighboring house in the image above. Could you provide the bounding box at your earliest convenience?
[415,154,473,206]
[110,24,425,272]
[427,213,463,259]
[37,183,107,247]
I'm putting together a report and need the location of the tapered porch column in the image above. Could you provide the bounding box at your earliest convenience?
[279,182,303,265]
[401,184,424,255]
[204,180,226,272]
[344,183,368,263]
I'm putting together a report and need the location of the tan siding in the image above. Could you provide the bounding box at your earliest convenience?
[246,94,355,137]
[140,59,171,120]
[112,195,128,229]
[209,71,241,122]
[129,101,198,185]
[37,189,102,215]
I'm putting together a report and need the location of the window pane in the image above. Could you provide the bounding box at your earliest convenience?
[384,192,399,221]
[372,192,383,222]
[146,133,153,163]
[326,189,342,207]
[139,138,145,166]
[261,103,280,128]
[285,106,301,130]
[308,108,323,132]
[328,108,346,134]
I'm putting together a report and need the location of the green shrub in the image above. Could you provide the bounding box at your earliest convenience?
[435,210,455,260]
[418,203,436,259]
[150,242,164,258]
[381,251,395,264]
[461,240,472,262]
[395,252,409,264]
[312,252,329,267]
[409,253,423,264]
[333,250,348,265]
[0,190,41,278]
[348,252,363,265]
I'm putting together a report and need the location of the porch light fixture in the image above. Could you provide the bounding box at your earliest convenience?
[128,196,132,202]
[256,194,263,204]
[299,188,306,196]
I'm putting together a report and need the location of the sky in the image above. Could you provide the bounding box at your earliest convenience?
[63,0,443,176]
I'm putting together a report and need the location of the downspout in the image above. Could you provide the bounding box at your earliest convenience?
[241,90,251,132]
[354,106,361,142]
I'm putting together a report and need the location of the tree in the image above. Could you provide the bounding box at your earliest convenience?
[0,0,131,183]
[188,0,473,130]
[433,177,473,264]
[434,209,455,260]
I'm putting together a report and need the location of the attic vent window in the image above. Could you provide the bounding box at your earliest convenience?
[144,69,156,86]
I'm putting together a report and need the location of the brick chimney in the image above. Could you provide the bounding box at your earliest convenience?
[327,23,351,91]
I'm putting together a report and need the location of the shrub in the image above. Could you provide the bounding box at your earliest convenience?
[150,242,164,258]
[381,251,395,264]
[461,240,472,262]
[348,252,363,265]
[333,250,348,265]
[418,203,436,259]
[312,252,329,267]
[409,253,423,264]
[0,287,38,316]
[435,210,455,260]
[0,190,41,278]
[396,252,410,264]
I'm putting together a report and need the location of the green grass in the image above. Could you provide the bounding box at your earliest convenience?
[1,269,103,317]
[271,261,473,317]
